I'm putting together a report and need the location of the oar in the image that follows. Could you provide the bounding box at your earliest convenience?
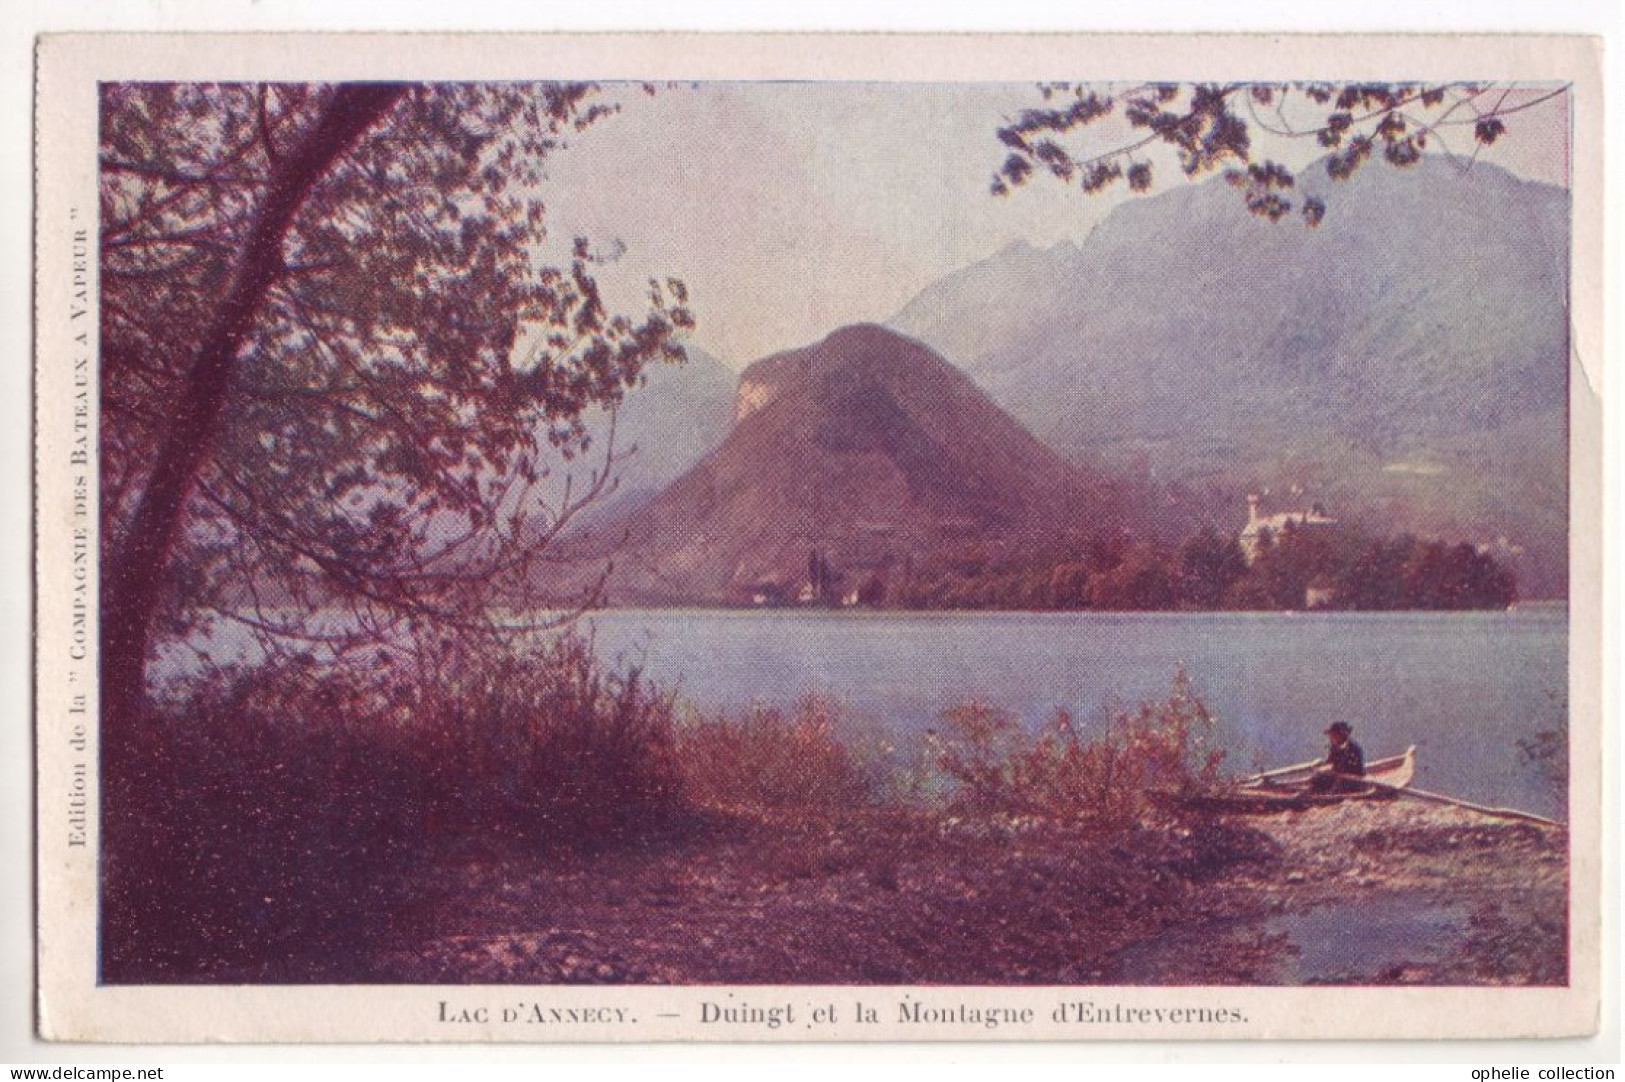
[1361,777,1565,828]
[1241,757,1325,786]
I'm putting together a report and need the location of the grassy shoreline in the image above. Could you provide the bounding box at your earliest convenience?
[101,644,1565,986]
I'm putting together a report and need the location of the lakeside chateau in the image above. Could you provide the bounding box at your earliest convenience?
[1239,493,1337,564]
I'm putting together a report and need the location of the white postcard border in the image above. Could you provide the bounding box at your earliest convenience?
[33,31,1608,1044]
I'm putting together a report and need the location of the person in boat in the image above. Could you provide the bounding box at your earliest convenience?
[1308,721,1366,793]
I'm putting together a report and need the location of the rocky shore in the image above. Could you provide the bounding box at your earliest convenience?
[1120,801,1568,985]
[372,798,1567,987]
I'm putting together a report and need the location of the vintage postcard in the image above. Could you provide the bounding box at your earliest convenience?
[33,33,1605,1043]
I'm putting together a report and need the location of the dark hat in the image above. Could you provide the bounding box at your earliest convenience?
[1325,721,1352,736]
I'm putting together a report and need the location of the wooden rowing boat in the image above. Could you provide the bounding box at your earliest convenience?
[1161,745,1564,825]
[1176,746,1417,814]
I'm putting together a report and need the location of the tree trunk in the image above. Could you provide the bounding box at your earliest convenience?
[101,84,407,747]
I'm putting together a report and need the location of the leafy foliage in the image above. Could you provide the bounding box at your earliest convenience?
[993,82,1561,223]
[100,83,692,703]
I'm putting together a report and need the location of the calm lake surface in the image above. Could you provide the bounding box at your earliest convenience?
[581,605,1569,819]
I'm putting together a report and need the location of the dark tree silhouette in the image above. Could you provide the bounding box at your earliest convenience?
[1400,540,1517,610]
[1178,526,1249,609]
[992,82,1562,224]
[1088,541,1178,611]
[1339,535,1418,610]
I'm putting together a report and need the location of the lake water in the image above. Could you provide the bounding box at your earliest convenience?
[1112,893,1472,984]
[581,605,1569,819]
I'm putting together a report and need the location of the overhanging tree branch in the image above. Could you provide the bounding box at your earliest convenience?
[103,84,407,740]
[992,81,1552,225]
[101,82,693,741]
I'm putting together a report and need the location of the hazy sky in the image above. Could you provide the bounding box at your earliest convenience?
[538,83,1570,367]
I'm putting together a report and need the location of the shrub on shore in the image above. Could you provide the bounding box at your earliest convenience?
[103,634,1231,982]
[932,669,1226,830]
[674,696,879,816]
[102,631,682,981]
[403,633,681,844]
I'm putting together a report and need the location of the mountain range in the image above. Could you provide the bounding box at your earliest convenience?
[556,156,1570,601]
[889,156,1569,595]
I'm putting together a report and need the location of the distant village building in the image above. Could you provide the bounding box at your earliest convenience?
[740,575,790,607]
[1239,494,1337,565]
[1305,576,1338,610]
[742,552,886,609]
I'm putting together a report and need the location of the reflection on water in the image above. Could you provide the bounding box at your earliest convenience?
[584,606,1567,818]
[1112,894,1471,984]
[1273,896,1471,983]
